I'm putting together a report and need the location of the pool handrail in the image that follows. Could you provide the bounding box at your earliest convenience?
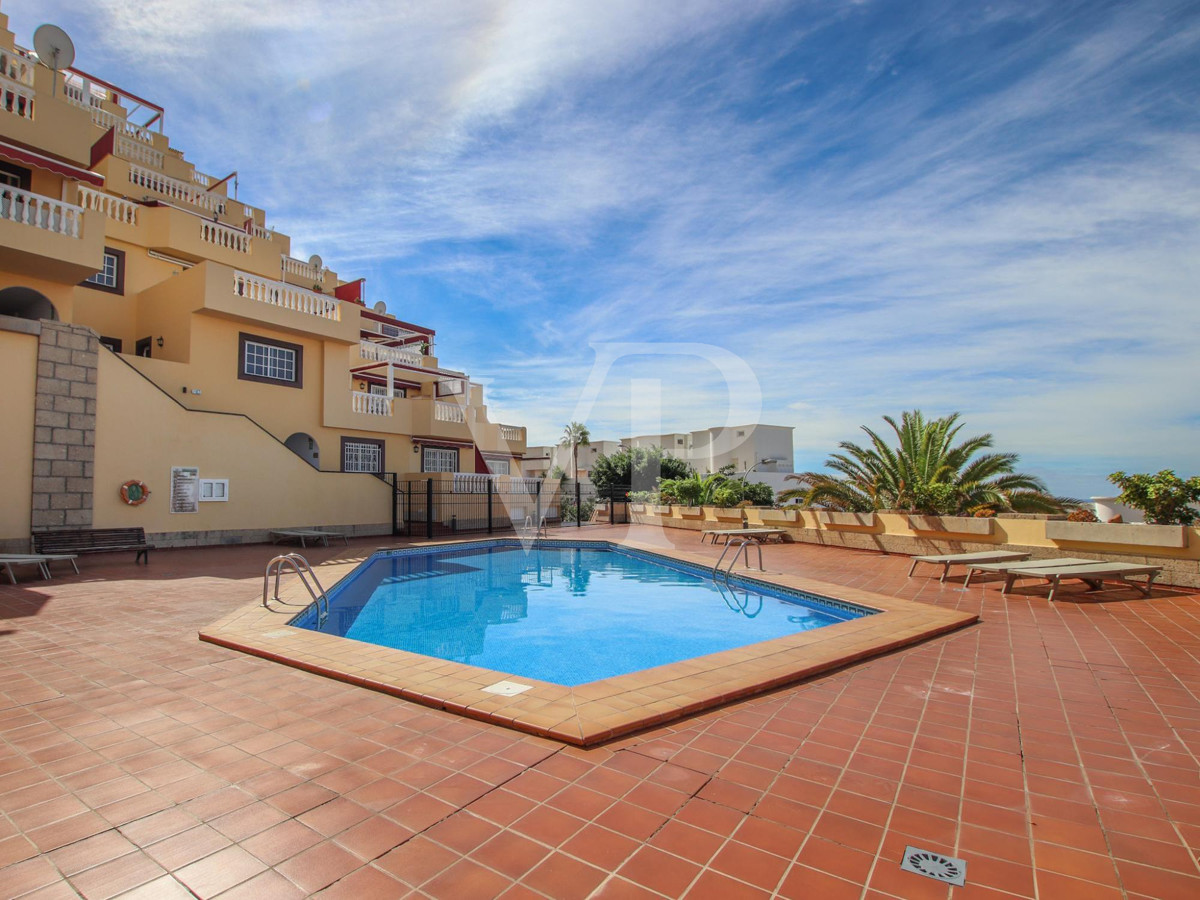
[263,552,329,626]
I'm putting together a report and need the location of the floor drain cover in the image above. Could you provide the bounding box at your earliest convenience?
[900,846,967,886]
[482,680,533,696]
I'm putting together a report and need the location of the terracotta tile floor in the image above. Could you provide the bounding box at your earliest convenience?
[2,525,1199,898]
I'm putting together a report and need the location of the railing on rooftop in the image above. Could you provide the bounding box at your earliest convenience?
[129,164,225,214]
[0,74,34,120]
[0,187,84,238]
[281,255,327,283]
[499,425,525,443]
[359,340,423,368]
[233,270,340,321]
[60,68,163,138]
[77,186,138,226]
[115,133,164,169]
[191,170,213,188]
[252,224,274,240]
[351,391,392,417]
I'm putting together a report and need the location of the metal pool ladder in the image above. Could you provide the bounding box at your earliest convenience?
[714,538,763,582]
[521,514,548,541]
[263,553,329,626]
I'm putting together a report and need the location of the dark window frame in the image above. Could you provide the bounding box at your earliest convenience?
[135,336,152,358]
[237,332,304,388]
[98,336,122,353]
[0,161,31,190]
[341,437,385,473]
[81,247,126,294]
[421,444,461,473]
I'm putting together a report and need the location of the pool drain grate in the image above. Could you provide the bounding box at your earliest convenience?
[900,846,967,886]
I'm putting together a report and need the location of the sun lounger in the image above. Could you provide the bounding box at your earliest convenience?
[701,528,788,545]
[0,553,78,584]
[1000,562,1162,601]
[907,550,1031,582]
[270,529,348,549]
[963,557,1100,589]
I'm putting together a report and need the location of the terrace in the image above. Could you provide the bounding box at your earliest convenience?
[1,526,1198,897]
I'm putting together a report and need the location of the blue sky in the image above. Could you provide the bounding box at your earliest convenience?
[15,0,1200,497]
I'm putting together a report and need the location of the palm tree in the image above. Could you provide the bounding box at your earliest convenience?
[559,422,591,480]
[780,410,1073,515]
[659,472,725,506]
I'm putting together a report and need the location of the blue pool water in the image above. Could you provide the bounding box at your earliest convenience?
[291,542,872,686]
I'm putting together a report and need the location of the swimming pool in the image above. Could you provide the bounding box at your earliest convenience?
[201,537,977,744]
[289,542,873,686]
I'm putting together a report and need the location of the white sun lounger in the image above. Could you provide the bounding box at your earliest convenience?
[907,550,1031,582]
[270,529,348,549]
[963,557,1100,589]
[1000,562,1162,602]
[0,553,79,584]
[701,528,788,545]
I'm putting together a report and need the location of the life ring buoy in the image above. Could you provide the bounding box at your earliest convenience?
[120,480,150,506]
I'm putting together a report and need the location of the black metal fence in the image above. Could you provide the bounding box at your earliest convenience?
[378,474,632,537]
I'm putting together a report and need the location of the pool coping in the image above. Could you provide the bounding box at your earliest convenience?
[199,537,978,746]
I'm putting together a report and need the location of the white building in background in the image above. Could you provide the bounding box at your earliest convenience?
[523,440,623,479]
[525,424,796,492]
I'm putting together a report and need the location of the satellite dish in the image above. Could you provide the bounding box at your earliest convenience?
[33,24,75,99]
[372,301,387,314]
[308,254,323,269]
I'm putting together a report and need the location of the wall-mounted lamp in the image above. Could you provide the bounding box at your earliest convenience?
[155,336,163,348]
[357,380,367,391]
[413,445,421,454]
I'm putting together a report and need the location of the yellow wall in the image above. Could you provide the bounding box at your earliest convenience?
[93,350,392,536]
[0,325,36,545]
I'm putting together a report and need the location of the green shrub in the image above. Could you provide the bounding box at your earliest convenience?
[1108,470,1200,525]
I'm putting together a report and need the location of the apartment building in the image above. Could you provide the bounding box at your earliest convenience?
[526,425,795,490]
[0,5,525,549]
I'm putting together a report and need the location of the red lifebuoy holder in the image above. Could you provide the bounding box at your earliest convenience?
[120,480,150,506]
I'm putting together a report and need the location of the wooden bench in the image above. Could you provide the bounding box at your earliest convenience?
[33,528,154,564]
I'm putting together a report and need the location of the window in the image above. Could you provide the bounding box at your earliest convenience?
[737,430,746,438]
[0,161,30,190]
[238,333,303,388]
[199,479,229,501]
[82,248,126,294]
[135,336,152,358]
[423,446,459,473]
[676,438,684,445]
[98,336,122,353]
[342,438,384,473]
[487,459,510,475]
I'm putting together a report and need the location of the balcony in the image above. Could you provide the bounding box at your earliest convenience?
[359,340,423,368]
[0,186,103,282]
[500,425,525,443]
[128,163,224,215]
[77,185,140,227]
[134,261,358,358]
[351,391,392,416]
[0,73,34,121]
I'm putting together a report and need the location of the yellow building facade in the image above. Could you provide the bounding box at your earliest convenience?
[0,5,526,550]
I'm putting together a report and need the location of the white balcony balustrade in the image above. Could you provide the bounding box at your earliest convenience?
[129,165,224,214]
[77,186,138,226]
[0,187,84,238]
[0,74,34,120]
[499,425,524,442]
[233,271,341,321]
[1,49,35,87]
[191,170,213,188]
[252,224,274,240]
[359,340,423,368]
[352,391,392,416]
[434,401,466,424]
[281,255,327,282]
[202,220,250,253]
[115,133,164,168]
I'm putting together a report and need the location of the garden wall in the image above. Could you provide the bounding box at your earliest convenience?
[628,505,1200,588]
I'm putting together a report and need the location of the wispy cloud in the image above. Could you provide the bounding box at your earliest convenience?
[17,0,1200,495]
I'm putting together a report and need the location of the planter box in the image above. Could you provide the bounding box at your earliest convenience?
[678,506,703,517]
[759,509,799,524]
[818,511,876,528]
[649,505,671,515]
[630,503,646,513]
[1046,520,1188,549]
[908,515,994,536]
[711,507,744,521]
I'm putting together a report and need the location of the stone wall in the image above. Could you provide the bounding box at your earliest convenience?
[31,322,98,530]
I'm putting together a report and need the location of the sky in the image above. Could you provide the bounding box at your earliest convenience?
[12,0,1200,498]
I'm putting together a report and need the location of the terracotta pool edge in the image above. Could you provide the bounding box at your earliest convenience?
[199,538,979,746]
